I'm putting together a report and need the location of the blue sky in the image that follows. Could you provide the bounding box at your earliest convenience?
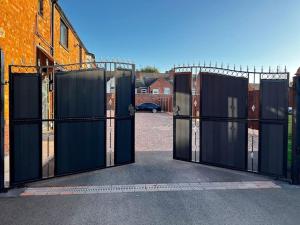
[59,0,300,74]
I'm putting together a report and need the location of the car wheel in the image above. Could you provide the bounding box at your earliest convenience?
[152,109,157,113]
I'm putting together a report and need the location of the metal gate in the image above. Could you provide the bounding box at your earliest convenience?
[173,64,289,179]
[9,62,135,186]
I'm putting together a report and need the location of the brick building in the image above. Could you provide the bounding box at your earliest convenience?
[135,72,174,112]
[0,0,95,154]
[0,0,95,120]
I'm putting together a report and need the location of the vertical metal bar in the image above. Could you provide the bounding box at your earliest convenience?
[54,65,58,176]
[38,67,43,180]
[173,67,176,159]
[292,76,300,184]
[199,66,203,163]
[103,64,107,168]
[245,72,249,171]
[0,49,4,192]
[258,72,262,173]
[8,65,14,186]
[131,64,136,163]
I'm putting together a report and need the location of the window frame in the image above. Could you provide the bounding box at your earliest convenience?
[164,87,171,95]
[60,19,69,50]
[152,89,160,95]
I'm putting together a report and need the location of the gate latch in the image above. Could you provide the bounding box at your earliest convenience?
[128,104,135,116]
[173,105,180,116]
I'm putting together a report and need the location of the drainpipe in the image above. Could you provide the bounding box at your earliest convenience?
[51,0,58,56]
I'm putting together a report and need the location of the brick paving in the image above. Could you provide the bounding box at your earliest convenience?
[135,112,173,151]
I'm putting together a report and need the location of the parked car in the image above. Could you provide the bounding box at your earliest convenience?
[136,103,161,113]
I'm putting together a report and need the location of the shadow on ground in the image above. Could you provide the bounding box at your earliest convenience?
[29,151,270,188]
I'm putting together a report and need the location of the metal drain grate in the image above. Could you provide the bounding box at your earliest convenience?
[20,181,280,196]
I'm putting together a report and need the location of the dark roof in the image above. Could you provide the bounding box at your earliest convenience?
[144,77,158,87]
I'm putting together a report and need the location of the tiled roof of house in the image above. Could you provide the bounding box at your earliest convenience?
[296,67,300,76]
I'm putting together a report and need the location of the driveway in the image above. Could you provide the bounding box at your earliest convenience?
[135,112,173,151]
[1,113,299,225]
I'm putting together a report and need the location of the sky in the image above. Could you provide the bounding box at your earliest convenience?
[59,0,300,74]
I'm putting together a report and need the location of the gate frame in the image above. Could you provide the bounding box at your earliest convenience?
[8,61,135,188]
[0,49,4,192]
[9,65,43,186]
[173,64,290,181]
[292,76,300,184]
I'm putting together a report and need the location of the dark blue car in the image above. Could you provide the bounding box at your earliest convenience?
[136,103,162,113]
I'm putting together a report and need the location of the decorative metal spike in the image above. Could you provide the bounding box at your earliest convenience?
[227,64,229,70]
[285,65,287,73]
[234,64,236,70]
[269,66,271,73]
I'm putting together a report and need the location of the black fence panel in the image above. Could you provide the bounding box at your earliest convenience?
[10,73,42,185]
[55,69,106,176]
[115,69,135,165]
[292,77,300,184]
[259,79,288,177]
[200,73,248,169]
[173,72,192,161]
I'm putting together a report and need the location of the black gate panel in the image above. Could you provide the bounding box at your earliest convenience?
[260,80,287,120]
[10,73,41,185]
[55,122,105,174]
[115,69,134,165]
[174,119,191,160]
[201,121,247,170]
[12,123,41,183]
[200,73,248,169]
[55,69,106,176]
[260,123,285,176]
[259,79,288,177]
[201,73,248,118]
[173,72,192,161]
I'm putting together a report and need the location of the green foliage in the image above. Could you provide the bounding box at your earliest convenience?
[139,66,160,73]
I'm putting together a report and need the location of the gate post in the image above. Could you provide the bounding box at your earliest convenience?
[292,75,300,184]
[0,49,4,192]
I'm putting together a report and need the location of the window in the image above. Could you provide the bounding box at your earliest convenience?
[141,88,147,94]
[60,20,69,49]
[164,88,170,95]
[152,89,159,94]
[38,0,44,16]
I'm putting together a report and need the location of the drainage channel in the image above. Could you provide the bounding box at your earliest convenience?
[10,181,281,197]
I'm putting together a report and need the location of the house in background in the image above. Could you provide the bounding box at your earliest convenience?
[135,72,173,112]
